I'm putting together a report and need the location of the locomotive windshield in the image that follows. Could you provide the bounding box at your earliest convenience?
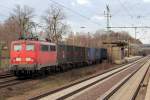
[14,44,22,51]
[26,44,34,51]
[50,45,56,51]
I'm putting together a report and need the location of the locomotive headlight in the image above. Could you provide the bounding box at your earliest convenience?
[16,57,21,61]
[26,57,32,61]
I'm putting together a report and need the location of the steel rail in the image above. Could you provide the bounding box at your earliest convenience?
[29,57,148,100]
[101,58,149,100]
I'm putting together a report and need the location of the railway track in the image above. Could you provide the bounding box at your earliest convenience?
[0,71,19,89]
[101,59,150,100]
[0,73,13,78]
[0,75,21,89]
[102,58,150,100]
[0,72,28,89]
[29,56,149,100]
[0,76,33,89]
[133,61,150,100]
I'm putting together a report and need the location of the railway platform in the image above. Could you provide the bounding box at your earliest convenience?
[145,73,150,100]
[28,56,150,100]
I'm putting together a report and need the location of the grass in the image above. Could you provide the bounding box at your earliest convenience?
[0,59,9,70]
[0,50,9,70]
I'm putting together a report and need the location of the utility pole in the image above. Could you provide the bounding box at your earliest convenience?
[108,26,150,39]
[104,5,112,63]
[105,5,111,31]
[134,27,137,39]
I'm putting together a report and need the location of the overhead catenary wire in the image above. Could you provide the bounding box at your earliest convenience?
[112,0,142,18]
[0,4,14,20]
[0,3,12,16]
[0,4,12,10]
[0,0,104,27]
[112,0,128,17]
[115,0,150,39]
[0,13,9,18]
[48,0,103,27]
[117,0,134,19]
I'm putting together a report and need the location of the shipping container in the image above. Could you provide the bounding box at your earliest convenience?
[57,44,87,65]
[101,48,107,59]
[95,48,100,61]
[87,48,96,64]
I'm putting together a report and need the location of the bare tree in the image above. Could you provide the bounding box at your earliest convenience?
[10,5,35,38]
[43,5,68,43]
[65,30,142,48]
[66,32,92,47]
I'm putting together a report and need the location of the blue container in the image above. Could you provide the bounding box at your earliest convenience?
[99,48,103,61]
[88,48,96,63]
[101,48,107,60]
[95,48,101,60]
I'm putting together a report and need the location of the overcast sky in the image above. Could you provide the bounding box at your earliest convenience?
[0,0,150,43]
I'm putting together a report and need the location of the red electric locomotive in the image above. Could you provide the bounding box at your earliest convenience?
[10,40,57,76]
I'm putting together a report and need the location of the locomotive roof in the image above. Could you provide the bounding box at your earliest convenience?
[12,40,56,45]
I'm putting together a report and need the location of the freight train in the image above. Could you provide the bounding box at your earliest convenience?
[10,40,107,77]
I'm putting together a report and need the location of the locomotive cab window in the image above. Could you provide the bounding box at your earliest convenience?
[14,44,22,51]
[50,45,56,51]
[26,44,34,51]
[41,45,49,51]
